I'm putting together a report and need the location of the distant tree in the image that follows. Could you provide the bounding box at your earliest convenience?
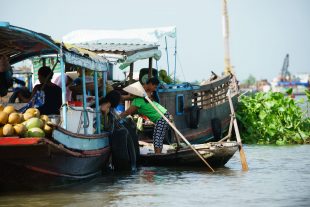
[243,75,256,87]
[190,80,200,85]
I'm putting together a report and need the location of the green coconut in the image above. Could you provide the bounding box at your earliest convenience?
[25,117,44,129]
[25,127,45,138]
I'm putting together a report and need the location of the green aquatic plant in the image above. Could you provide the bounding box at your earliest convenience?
[285,88,293,96]
[305,89,310,117]
[236,91,310,145]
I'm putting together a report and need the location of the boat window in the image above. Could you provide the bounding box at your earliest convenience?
[176,94,184,115]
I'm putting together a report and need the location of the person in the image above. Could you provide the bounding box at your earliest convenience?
[52,72,74,102]
[122,77,160,102]
[120,78,170,154]
[99,90,123,131]
[69,68,114,101]
[0,55,13,97]
[100,90,122,115]
[143,77,160,102]
[18,66,62,115]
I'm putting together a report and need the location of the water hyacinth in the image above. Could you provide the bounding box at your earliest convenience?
[236,91,310,145]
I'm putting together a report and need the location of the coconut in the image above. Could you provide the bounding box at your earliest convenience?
[19,113,25,122]
[8,112,22,124]
[23,112,35,121]
[14,124,27,136]
[46,121,54,126]
[3,105,15,115]
[3,124,14,136]
[0,111,8,125]
[25,108,40,118]
[40,114,49,123]
[25,117,44,129]
[25,127,45,138]
[43,124,53,135]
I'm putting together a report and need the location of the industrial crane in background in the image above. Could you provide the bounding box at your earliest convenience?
[280,54,291,82]
[273,53,310,95]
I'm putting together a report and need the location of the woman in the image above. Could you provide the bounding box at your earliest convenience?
[19,66,62,115]
[120,78,170,154]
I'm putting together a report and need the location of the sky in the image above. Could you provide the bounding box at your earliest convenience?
[1,0,310,82]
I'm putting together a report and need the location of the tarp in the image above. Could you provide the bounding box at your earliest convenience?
[62,26,176,70]
[62,26,177,44]
[0,22,109,71]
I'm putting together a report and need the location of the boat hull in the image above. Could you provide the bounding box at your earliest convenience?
[0,138,110,190]
[139,142,238,167]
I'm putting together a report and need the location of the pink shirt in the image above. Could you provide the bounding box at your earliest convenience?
[52,73,72,102]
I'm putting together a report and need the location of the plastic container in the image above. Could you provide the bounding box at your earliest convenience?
[48,115,61,125]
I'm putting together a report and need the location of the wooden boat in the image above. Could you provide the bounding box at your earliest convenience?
[63,27,239,146]
[139,141,238,167]
[59,1,242,169]
[0,22,115,189]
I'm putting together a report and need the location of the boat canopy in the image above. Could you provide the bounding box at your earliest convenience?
[62,26,177,69]
[0,22,109,71]
[73,42,161,70]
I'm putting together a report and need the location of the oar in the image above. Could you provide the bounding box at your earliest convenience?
[123,82,215,172]
[227,89,249,171]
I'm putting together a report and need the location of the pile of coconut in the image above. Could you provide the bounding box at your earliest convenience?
[0,104,54,138]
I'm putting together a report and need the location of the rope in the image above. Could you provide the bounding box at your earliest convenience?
[176,54,186,82]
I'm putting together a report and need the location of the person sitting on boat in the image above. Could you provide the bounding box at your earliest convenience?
[69,67,114,101]
[99,90,124,131]
[18,66,62,115]
[0,55,13,97]
[119,78,170,154]
[51,64,81,102]
[100,90,122,115]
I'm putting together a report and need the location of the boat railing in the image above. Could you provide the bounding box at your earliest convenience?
[193,82,230,110]
[191,75,236,110]
[158,82,200,92]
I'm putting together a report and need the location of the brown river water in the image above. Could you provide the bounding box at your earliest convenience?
[0,145,309,207]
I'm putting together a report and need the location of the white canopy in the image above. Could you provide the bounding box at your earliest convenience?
[62,27,176,69]
[62,26,177,44]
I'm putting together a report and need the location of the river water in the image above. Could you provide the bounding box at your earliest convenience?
[0,145,309,207]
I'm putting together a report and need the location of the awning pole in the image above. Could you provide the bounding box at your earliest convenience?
[82,68,88,134]
[93,70,101,133]
[174,36,177,83]
[165,36,170,76]
[60,43,67,129]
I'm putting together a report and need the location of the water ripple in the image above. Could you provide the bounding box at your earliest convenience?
[1,145,310,207]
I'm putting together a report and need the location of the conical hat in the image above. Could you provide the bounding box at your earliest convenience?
[123,81,146,97]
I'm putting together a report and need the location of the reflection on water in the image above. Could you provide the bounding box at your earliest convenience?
[1,145,310,207]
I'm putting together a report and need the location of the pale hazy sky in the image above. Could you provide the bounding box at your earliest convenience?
[1,0,309,82]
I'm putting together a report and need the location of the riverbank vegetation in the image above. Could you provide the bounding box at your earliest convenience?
[236,90,310,145]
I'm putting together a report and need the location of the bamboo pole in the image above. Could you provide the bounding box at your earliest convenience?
[227,89,249,171]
